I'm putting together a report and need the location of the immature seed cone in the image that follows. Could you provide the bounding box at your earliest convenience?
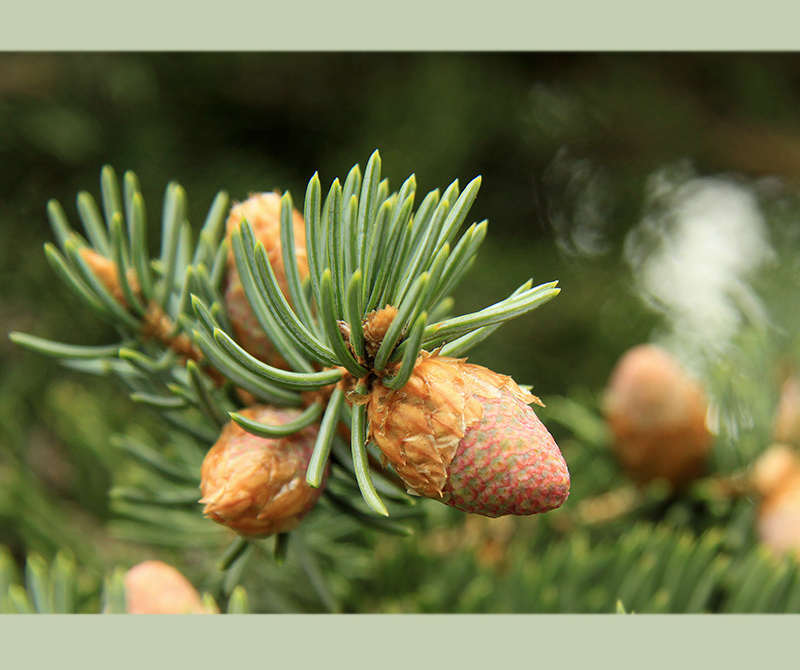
[603,344,712,489]
[367,352,570,517]
[199,405,325,537]
[123,561,213,614]
[224,192,308,366]
[753,444,800,558]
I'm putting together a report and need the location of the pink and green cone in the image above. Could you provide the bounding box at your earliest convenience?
[367,352,570,517]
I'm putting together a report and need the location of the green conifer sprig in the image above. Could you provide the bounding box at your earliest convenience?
[189,150,560,515]
[9,165,229,381]
[105,420,420,606]
[9,167,249,453]
[10,150,561,535]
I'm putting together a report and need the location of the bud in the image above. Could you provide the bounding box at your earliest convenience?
[367,352,570,517]
[753,444,800,558]
[363,306,399,359]
[224,192,308,365]
[603,344,712,489]
[200,405,325,537]
[123,560,213,614]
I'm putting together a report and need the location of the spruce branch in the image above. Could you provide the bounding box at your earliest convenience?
[11,150,563,554]
[199,150,562,516]
[11,165,231,420]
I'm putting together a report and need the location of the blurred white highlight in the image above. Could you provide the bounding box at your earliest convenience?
[625,165,774,363]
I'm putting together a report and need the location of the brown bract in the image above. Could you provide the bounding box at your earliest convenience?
[367,352,541,500]
[603,344,712,489]
[224,192,308,365]
[199,405,325,537]
[363,306,399,361]
[123,560,213,614]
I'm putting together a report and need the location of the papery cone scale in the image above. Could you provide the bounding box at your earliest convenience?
[774,374,800,447]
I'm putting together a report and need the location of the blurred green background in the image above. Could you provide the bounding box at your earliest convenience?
[4,52,800,612]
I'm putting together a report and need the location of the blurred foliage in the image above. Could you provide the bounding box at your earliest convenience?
[6,52,800,612]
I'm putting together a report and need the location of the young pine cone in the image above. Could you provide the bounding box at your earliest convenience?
[123,561,213,614]
[199,405,326,537]
[224,192,308,366]
[603,344,712,490]
[753,444,800,558]
[367,352,570,517]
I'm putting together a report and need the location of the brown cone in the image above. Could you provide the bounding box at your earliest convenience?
[223,192,308,365]
[603,344,712,489]
[754,444,800,558]
[199,405,325,537]
[123,561,213,614]
[79,247,140,307]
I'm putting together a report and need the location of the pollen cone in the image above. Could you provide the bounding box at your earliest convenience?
[223,192,308,367]
[367,352,570,517]
[123,561,213,614]
[754,444,800,559]
[200,405,325,537]
[603,344,712,489]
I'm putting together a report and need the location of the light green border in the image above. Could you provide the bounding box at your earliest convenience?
[2,1,800,49]
[4,2,800,668]
[4,614,800,664]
